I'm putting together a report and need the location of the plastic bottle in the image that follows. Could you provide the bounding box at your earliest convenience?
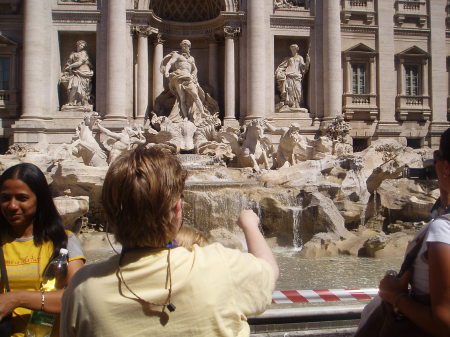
[25,248,69,337]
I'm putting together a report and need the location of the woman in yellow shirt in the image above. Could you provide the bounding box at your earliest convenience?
[0,163,85,336]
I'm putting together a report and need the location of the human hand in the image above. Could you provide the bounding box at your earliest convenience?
[237,209,260,231]
[0,293,17,321]
[379,270,411,305]
[164,71,170,78]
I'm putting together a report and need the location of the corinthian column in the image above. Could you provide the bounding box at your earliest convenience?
[152,34,164,105]
[134,26,157,118]
[22,0,52,118]
[323,0,342,118]
[105,0,127,119]
[224,26,241,125]
[246,0,266,119]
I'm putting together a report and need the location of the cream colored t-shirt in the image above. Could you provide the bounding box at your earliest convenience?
[61,243,275,337]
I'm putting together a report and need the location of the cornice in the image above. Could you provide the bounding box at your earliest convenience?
[341,25,378,34]
[52,10,100,24]
[394,28,430,37]
[270,16,315,29]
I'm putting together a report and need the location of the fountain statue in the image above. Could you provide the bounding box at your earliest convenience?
[97,122,146,164]
[60,40,94,112]
[71,112,107,167]
[275,44,309,112]
[159,40,220,126]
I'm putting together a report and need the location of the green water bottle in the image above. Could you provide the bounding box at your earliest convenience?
[25,248,68,337]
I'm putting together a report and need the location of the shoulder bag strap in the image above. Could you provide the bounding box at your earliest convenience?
[0,244,9,293]
[399,213,450,277]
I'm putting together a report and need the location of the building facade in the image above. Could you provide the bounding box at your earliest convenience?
[0,0,449,151]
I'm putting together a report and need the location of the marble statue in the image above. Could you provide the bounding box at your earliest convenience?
[60,40,94,111]
[275,123,312,168]
[160,40,219,126]
[221,119,274,171]
[97,122,146,164]
[71,113,107,167]
[325,115,353,156]
[275,44,310,111]
[146,113,197,153]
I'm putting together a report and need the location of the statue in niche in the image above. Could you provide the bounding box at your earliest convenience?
[60,40,94,111]
[160,40,219,126]
[275,44,310,112]
[97,122,146,164]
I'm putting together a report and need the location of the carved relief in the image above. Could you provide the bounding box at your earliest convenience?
[274,0,306,10]
[224,26,241,39]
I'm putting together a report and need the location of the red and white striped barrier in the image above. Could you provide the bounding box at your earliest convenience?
[272,288,378,304]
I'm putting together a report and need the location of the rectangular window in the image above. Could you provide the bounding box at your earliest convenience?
[405,64,420,96]
[352,63,366,94]
[0,57,10,90]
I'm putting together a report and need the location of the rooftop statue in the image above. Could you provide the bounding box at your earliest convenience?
[275,44,310,112]
[60,40,94,111]
[160,40,219,126]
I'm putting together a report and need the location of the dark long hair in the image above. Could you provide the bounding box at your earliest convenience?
[440,128,450,162]
[0,163,67,258]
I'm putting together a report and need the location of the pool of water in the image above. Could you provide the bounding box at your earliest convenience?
[273,247,403,290]
[84,244,403,291]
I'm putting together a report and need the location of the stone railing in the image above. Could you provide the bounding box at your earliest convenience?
[394,1,427,26]
[396,95,431,120]
[343,93,378,120]
[341,0,374,23]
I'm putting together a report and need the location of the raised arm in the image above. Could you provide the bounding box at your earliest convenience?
[237,209,279,281]
[97,123,121,140]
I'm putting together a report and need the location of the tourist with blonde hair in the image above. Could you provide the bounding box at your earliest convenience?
[61,146,278,337]
[175,225,209,250]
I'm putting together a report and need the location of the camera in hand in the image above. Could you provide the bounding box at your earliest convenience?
[403,159,437,180]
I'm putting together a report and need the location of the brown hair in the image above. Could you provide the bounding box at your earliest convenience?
[176,226,209,250]
[102,146,187,247]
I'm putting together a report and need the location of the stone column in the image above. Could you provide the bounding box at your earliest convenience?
[377,0,397,129]
[224,26,241,126]
[322,0,342,119]
[369,58,376,95]
[134,26,156,118]
[246,0,266,119]
[208,38,219,98]
[422,59,429,97]
[105,0,127,119]
[430,0,447,128]
[152,34,164,105]
[345,57,352,94]
[22,0,52,118]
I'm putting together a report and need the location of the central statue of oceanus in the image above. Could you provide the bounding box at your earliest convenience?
[159,40,219,126]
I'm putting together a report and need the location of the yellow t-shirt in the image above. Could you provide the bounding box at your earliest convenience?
[1,230,85,337]
[62,243,275,337]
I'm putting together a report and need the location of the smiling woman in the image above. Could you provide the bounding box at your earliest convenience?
[0,163,85,337]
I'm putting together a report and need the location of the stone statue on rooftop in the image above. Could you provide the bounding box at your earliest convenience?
[60,40,94,111]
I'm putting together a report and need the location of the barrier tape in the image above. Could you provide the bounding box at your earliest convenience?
[272,288,378,304]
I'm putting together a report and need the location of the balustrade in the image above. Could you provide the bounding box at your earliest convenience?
[394,0,427,26]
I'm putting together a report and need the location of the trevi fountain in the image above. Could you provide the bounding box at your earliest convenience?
[0,37,439,294]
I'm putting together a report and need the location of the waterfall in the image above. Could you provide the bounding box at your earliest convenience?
[291,207,303,251]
